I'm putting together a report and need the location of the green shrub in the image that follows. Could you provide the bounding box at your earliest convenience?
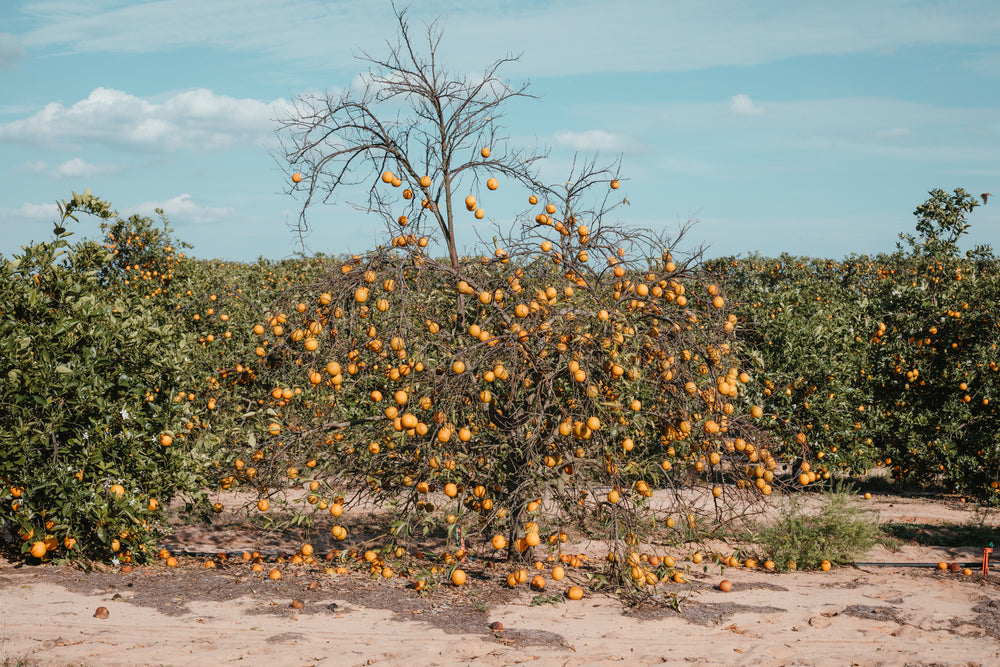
[0,191,203,563]
[752,487,880,569]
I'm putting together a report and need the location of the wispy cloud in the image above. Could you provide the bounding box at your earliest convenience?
[23,161,48,174]
[124,194,236,224]
[553,129,644,154]
[50,157,119,179]
[13,0,1000,77]
[0,33,26,69]
[0,87,292,152]
[729,94,764,116]
[0,201,59,223]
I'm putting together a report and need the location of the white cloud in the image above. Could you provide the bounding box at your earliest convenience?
[0,33,26,69]
[0,201,59,223]
[553,130,643,153]
[0,87,293,152]
[729,94,764,116]
[23,161,48,174]
[51,157,118,179]
[874,127,911,139]
[124,194,236,225]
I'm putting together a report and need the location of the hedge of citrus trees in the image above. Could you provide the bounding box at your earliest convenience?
[706,188,1000,501]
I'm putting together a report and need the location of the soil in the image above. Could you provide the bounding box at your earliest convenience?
[2,491,1000,666]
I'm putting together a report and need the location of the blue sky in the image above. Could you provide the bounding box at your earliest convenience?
[1,0,998,263]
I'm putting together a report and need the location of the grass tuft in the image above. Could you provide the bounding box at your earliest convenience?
[753,486,881,570]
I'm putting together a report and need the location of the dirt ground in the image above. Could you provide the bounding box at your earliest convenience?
[3,492,1000,667]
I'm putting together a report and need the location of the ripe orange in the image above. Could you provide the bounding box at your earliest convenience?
[269,568,281,580]
[291,172,303,183]
[159,433,173,447]
[480,147,491,158]
[29,541,47,559]
[820,560,832,571]
[718,579,733,592]
[451,568,467,586]
[610,179,620,189]
[566,585,584,600]
[529,194,538,205]
[486,177,498,190]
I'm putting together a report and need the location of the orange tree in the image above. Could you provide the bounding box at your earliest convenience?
[707,189,1000,500]
[863,188,1000,498]
[702,254,882,478]
[225,9,779,589]
[0,191,205,563]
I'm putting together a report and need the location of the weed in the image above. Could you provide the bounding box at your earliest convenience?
[751,486,880,570]
[530,593,563,607]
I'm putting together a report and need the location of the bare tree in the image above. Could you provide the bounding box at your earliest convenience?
[275,5,548,270]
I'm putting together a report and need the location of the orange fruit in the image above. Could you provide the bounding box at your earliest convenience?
[450,568,467,586]
[159,433,172,447]
[486,177,498,190]
[291,172,303,183]
[29,541,47,559]
[257,499,270,512]
[480,147,491,158]
[820,560,832,571]
[718,579,733,592]
[566,585,584,600]
[419,175,432,188]
[269,568,281,580]
[610,179,620,189]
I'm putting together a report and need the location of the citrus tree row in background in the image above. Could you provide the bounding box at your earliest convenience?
[705,188,1000,500]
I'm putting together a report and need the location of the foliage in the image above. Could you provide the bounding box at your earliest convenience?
[706,188,1000,501]
[0,191,203,563]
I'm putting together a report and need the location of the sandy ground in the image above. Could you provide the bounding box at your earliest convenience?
[2,493,1000,667]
